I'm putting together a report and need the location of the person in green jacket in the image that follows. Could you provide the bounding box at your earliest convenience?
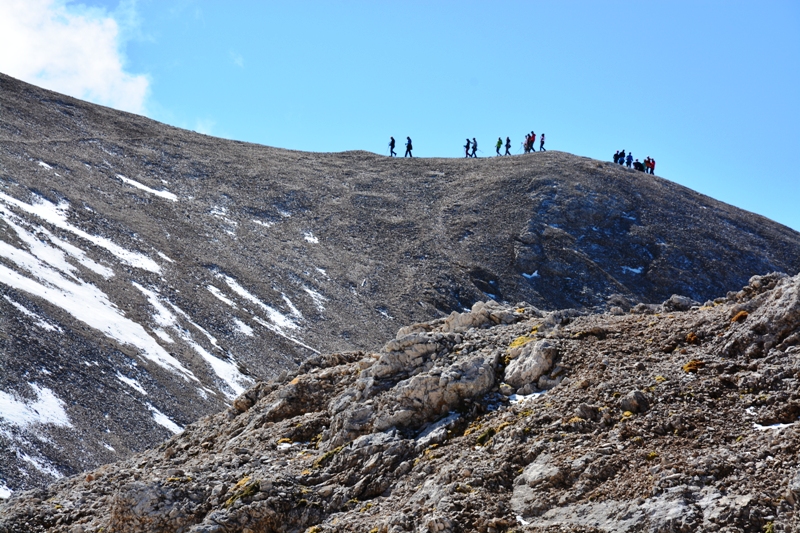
[496,137,503,156]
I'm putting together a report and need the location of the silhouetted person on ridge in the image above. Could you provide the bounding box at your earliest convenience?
[529,132,536,152]
[464,138,471,158]
[496,137,503,156]
[470,138,478,158]
[619,150,626,164]
[524,134,531,153]
[505,137,511,155]
[626,153,633,168]
[405,137,413,157]
[613,151,620,164]
[389,137,396,157]
[539,133,545,151]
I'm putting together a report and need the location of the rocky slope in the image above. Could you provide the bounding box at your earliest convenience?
[2,71,800,496]
[1,272,799,532]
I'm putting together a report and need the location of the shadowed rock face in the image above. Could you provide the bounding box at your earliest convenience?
[1,72,800,495]
[1,273,799,532]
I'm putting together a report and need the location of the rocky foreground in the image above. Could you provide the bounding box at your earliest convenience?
[2,272,800,533]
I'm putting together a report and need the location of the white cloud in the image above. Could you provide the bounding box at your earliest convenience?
[0,0,149,114]
[194,118,215,135]
[229,50,244,68]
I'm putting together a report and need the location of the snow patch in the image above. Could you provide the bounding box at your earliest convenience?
[208,285,237,308]
[157,251,174,263]
[3,295,61,332]
[116,174,178,202]
[303,286,327,311]
[218,274,298,332]
[621,266,644,275]
[0,229,195,378]
[252,316,320,355]
[210,206,237,235]
[153,328,175,343]
[0,384,71,429]
[103,443,115,452]
[282,293,302,318]
[509,391,546,404]
[303,231,319,243]
[252,219,274,228]
[754,421,797,431]
[132,282,177,328]
[147,404,183,434]
[233,318,254,337]
[132,283,250,397]
[37,161,52,170]
[20,452,62,478]
[115,372,147,395]
[0,192,160,273]
[522,271,539,279]
[0,480,11,499]
[174,330,250,398]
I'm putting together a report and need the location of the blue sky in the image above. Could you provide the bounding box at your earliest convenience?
[1,1,798,231]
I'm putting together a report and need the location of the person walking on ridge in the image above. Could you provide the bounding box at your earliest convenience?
[496,137,503,156]
[505,137,512,156]
[389,137,396,157]
[524,134,530,153]
[650,157,656,175]
[529,131,536,152]
[404,137,413,157]
[464,138,471,158]
[619,150,626,165]
[539,133,545,151]
[470,138,478,158]
[626,153,633,168]
[613,151,620,164]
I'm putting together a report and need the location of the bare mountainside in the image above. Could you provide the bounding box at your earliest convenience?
[1,72,799,496]
[1,273,799,532]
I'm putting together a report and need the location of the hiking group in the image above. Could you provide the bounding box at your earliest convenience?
[389,136,413,157]
[388,132,546,157]
[613,150,656,174]
[523,131,545,153]
[464,132,545,158]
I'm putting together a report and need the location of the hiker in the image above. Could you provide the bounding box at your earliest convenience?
[619,150,626,165]
[404,137,413,157]
[613,151,620,164]
[529,132,536,152]
[505,137,511,156]
[539,133,545,151]
[649,158,656,175]
[524,134,531,153]
[389,137,396,157]
[626,153,633,168]
[496,137,503,156]
[464,138,471,158]
[470,138,478,158]
[633,159,644,171]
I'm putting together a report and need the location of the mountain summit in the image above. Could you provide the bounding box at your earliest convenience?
[0,72,799,497]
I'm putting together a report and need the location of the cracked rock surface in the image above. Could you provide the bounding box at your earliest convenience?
[2,273,800,532]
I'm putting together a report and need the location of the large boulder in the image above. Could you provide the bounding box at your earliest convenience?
[504,340,557,388]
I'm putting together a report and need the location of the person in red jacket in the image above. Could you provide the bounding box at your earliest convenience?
[650,158,656,175]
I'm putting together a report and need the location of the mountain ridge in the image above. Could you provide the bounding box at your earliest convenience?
[1,72,799,500]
